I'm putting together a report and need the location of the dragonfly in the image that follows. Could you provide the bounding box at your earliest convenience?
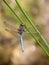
[4,21,38,52]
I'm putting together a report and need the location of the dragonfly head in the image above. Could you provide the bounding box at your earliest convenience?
[20,24,24,27]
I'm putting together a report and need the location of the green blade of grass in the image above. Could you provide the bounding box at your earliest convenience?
[3,0,49,56]
[15,0,49,49]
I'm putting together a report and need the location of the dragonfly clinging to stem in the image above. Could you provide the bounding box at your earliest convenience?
[3,0,49,56]
[4,21,38,52]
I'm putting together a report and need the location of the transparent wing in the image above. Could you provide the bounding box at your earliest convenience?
[4,21,19,37]
[4,21,37,37]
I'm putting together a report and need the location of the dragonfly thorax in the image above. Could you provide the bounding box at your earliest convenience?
[18,24,25,35]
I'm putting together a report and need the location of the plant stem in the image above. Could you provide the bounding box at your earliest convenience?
[15,0,49,49]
